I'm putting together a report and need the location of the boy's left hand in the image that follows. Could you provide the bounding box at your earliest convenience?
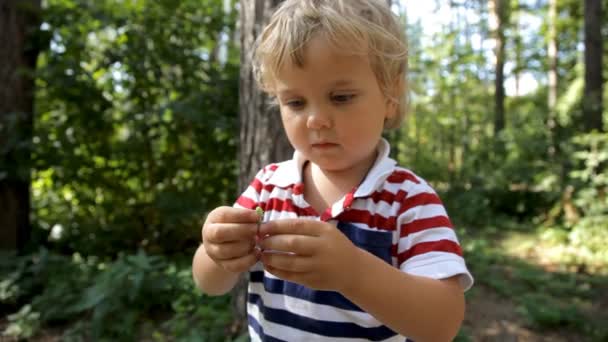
[258,219,360,291]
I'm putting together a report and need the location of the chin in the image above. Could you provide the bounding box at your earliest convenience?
[312,160,351,172]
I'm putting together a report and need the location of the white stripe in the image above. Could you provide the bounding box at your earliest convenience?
[373,180,402,195]
[397,227,458,254]
[261,187,310,205]
[401,251,466,267]
[265,209,317,221]
[247,301,406,342]
[350,199,396,218]
[248,281,383,328]
[386,177,423,190]
[403,183,436,198]
[241,187,260,202]
[248,325,262,342]
[400,254,474,290]
[260,187,290,201]
[397,204,447,225]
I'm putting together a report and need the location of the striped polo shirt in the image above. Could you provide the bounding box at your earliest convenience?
[235,139,474,341]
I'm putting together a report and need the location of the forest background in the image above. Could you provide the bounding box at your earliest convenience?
[0,0,606,341]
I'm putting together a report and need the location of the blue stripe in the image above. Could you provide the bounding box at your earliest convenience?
[250,271,363,311]
[248,313,287,342]
[249,293,398,341]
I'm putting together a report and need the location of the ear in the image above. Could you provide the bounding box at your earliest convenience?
[385,78,404,120]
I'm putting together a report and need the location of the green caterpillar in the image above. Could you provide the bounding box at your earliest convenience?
[255,206,264,235]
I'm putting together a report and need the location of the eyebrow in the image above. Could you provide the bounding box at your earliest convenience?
[277,79,357,96]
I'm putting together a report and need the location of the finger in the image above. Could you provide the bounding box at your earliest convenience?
[221,253,259,273]
[204,223,258,243]
[264,264,304,283]
[207,206,260,224]
[206,240,255,261]
[261,252,312,273]
[259,234,318,256]
[259,219,321,237]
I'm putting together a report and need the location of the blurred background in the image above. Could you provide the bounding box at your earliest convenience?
[0,0,606,341]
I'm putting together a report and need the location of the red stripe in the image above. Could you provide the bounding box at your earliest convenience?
[338,209,397,231]
[250,164,281,193]
[251,178,278,194]
[400,216,453,237]
[263,197,316,217]
[265,164,279,172]
[293,183,304,195]
[343,190,356,208]
[386,170,420,184]
[398,239,462,264]
[368,189,409,205]
[236,196,257,210]
[397,192,443,216]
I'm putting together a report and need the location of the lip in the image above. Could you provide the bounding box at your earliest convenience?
[312,142,339,149]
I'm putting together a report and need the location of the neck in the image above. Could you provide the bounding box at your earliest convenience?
[310,149,378,194]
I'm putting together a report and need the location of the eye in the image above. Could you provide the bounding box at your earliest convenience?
[284,99,306,110]
[331,93,356,104]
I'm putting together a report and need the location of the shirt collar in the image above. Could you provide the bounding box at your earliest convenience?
[266,138,397,197]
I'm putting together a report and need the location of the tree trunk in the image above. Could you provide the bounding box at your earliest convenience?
[583,0,603,132]
[547,0,558,156]
[512,0,522,97]
[233,0,291,335]
[0,0,41,252]
[489,0,506,135]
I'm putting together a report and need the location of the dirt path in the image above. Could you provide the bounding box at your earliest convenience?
[463,285,586,342]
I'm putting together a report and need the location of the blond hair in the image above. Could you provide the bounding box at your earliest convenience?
[252,0,408,129]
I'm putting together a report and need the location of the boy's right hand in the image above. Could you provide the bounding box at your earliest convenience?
[202,206,260,274]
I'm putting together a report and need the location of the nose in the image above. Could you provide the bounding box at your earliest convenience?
[306,104,332,130]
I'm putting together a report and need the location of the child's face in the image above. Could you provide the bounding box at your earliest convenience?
[273,35,396,173]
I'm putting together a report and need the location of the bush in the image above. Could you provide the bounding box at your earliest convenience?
[1,249,233,341]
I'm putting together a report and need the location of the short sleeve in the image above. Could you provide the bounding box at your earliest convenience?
[395,184,473,291]
[233,168,267,210]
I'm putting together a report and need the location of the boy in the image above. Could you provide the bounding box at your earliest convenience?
[192,0,473,340]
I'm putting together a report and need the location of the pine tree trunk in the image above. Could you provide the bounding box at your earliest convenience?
[0,0,41,251]
[583,0,603,132]
[512,0,522,97]
[547,0,558,156]
[489,0,506,135]
[233,0,291,335]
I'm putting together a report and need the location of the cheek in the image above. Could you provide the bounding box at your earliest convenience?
[343,114,384,134]
[281,117,307,145]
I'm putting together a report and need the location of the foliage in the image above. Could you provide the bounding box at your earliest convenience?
[150,269,233,341]
[31,0,239,257]
[568,133,608,226]
[0,249,232,341]
[537,132,608,273]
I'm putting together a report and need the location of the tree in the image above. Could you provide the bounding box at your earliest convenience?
[489,0,507,135]
[583,0,603,132]
[234,0,291,335]
[547,0,558,156]
[0,0,41,251]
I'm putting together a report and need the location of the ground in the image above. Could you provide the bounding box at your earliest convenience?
[0,289,597,342]
[464,284,585,342]
[2,228,606,341]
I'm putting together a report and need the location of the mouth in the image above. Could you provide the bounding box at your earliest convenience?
[312,142,339,149]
